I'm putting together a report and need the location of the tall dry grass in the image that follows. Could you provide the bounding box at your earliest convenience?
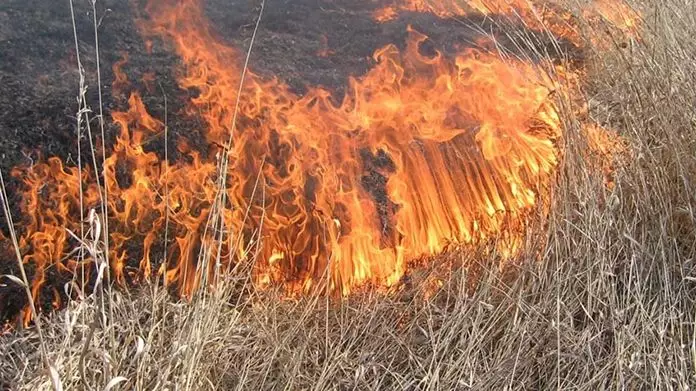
[1,0,695,389]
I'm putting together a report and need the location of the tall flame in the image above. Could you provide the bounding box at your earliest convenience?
[3,0,637,324]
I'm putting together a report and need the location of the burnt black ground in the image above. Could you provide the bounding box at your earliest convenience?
[0,0,580,326]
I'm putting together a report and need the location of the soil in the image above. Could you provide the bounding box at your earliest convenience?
[0,0,580,326]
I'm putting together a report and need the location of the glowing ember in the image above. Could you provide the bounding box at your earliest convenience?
[2,0,638,326]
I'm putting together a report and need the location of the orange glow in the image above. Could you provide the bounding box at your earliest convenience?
[112,52,130,92]
[5,0,635,324]
[373,0,640,48]
[373,6,399,22]
[375,0,466,20]
[372,0,581,43]
[584,124,627,189]
[316,35,335,58]
[142,71,156,93]
[584,0,641,46]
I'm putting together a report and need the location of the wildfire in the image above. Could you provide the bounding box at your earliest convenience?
[2,0,638,326]
[373,0,640,47]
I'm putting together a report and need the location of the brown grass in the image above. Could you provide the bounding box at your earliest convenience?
[1,0,695,389]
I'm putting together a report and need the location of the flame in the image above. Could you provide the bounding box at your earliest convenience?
[374,0,466,20]
[373,0,640,48]
[584,0,641,46]
[373,6,399,22]
[4,0,636,324]
[591,0,640,34]
[112,52,130,92]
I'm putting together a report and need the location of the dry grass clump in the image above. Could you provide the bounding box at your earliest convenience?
[2,0,696,389]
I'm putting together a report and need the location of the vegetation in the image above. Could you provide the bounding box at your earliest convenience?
[1,0,694,389]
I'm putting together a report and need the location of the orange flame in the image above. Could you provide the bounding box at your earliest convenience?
[112,52,130,93]
[373,0,640,48]
[4,0,635,324]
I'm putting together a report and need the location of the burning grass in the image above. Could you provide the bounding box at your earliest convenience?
[1,0,696,389]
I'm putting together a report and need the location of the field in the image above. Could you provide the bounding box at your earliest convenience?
[1,0,695,389]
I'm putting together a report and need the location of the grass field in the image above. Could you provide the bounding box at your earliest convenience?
[1,0,695,389]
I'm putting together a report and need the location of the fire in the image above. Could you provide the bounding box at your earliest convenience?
[374,0,466,21]
[2,0,637,325]
[112,52,130,92]
[585,0,641,44]
[373,0,640,47]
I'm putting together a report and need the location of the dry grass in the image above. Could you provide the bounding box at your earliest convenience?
[2,0,696,389]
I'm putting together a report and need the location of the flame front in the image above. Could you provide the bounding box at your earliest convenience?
[5,0,637,322]
[374,0,640,47]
